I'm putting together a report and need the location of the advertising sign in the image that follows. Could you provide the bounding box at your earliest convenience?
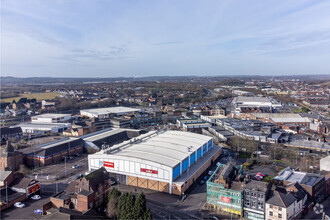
[140,168,158,174]
[103,161,114,168]
[28,183,40,195]
[221,196,231,203]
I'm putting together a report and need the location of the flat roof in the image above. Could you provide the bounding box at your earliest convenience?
[251,113,311,123]
[98,130,212,168]
[32,113,71,119]
[81,106,140,116]
[236,96,271,103]
[204,115,226,119]
[12,122,71,129]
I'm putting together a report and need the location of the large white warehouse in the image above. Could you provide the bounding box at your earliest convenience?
[88,130,221,195]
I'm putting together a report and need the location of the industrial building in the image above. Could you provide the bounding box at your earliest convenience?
[80,106,140,119]
[31,113,72,123]
[232,96,282,114]
[88,130,221,195]
[82,128,141,150]
[12,122,71,135]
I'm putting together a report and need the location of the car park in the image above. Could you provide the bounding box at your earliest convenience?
[31,195,41,200]
[14,202,25,208]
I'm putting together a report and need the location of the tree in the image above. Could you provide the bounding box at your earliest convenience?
[133,193,147,220]
[107,188,121,218]
[118,192,135,219]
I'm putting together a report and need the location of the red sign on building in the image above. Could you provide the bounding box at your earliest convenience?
[28,183,40,195]
[221,196,231,203]
[103,161,114,168]
[140,168,158,174]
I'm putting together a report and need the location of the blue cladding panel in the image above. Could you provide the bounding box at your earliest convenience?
[190,152,196,165]
[203,144,207,154]
[182,157,189,172]
[173,164,181,180]
[197,148,202,159]
[208,140,213,150]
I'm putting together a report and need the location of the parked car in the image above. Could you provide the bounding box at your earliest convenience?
[31,195,41,200]
[34,209,42,214]
[204,176,209,181]
[199,180,205,185]
[208,170,214,176]
[75,174,83,179]
[256,172,265,177]
[255,175,264,180]
[14,202,25,208]
[216,162,221,167]
[110,180,117,186]
[74,153,80,157]
[72,164,80,169]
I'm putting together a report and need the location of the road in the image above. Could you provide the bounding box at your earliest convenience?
[31,154,88,180]
[1,154,89,219]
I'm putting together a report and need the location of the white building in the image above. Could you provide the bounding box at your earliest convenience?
[320,156,330,172]
[13,122,71,134]
[80,106,141,119]
[88,130,221,195]
[31,113,72,123]
[265,188,306,220]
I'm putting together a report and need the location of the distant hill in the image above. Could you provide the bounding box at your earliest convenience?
[1,74,329,85]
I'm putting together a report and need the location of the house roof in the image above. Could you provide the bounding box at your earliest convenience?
[266,190,297,208]
[84,167,109,192]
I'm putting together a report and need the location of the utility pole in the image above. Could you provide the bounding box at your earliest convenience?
[5,181,8,208]
[56,181,58,193]
[65,157,67,176]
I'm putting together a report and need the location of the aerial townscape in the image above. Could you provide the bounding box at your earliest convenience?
[1,1,330,220]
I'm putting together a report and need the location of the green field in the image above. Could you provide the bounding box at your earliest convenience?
[1,92,61,103]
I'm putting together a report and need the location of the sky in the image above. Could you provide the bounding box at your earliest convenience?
[1,0,330,77]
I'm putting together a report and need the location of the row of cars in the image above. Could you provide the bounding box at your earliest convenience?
[14,195,41,208]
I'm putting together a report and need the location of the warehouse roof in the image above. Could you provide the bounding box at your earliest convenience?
[80,106,140,116]
[100,130,212,168]
[12,122,71,129]
[32,113,71,119]
[251,113,311,123]
[236,96,271,103]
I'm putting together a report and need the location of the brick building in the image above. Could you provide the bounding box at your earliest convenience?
[0,141,24,171]
[46,167,111,213]
[19,137,84,167]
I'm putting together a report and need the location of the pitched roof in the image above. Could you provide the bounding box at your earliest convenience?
[84,167,109,192]
[10,177,36,188]
[266,190,297,208]
[0,170,12,182]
